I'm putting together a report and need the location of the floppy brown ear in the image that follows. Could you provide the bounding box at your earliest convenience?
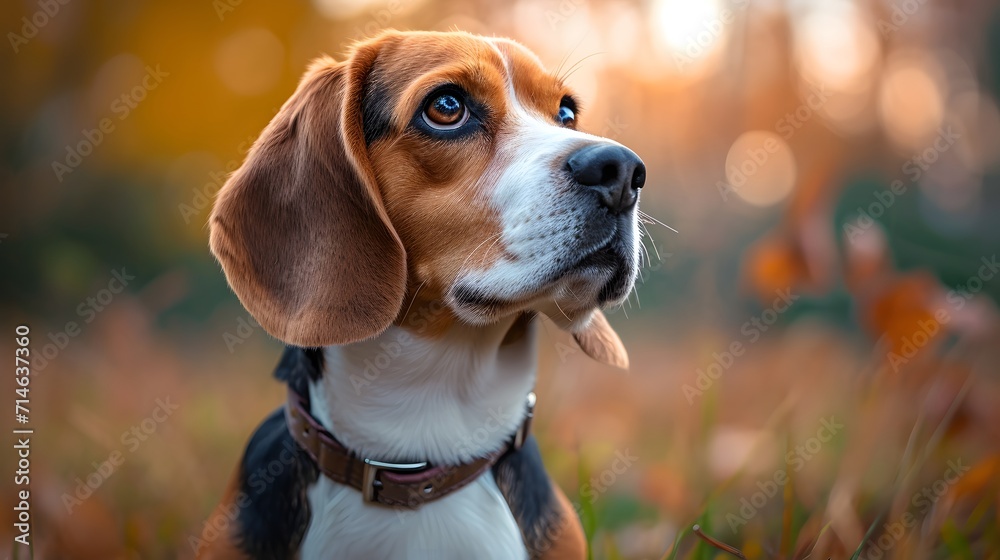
[210,48,406,347]
[572,310,629,370]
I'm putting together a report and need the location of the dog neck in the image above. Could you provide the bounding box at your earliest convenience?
[308,309,538,466]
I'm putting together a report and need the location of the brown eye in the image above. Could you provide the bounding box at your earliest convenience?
[423,93,469,130]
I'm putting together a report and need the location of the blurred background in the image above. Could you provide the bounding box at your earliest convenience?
[2,0,1000,558]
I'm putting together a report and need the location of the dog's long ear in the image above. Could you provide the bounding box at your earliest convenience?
[572,309,629,370]
[210,48,405,347]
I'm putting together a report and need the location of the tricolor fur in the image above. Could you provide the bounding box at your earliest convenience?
[200,29,646,559]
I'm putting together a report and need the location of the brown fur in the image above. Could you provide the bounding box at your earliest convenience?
[196,467,251,560]
[538,485,587,560]
[209,50,406,348]
[210,30,626,363]
[574,310,629,369]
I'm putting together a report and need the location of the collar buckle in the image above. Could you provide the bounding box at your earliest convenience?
[362,458,429,503]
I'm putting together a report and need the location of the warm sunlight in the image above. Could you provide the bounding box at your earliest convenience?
[651,0,729,68]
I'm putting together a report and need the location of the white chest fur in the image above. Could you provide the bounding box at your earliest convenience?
[300,473,525,559]
[299,318,537,558]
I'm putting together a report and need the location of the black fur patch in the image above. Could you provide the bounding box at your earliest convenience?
[232,349,321,558]
[492,436,563,558]
[274,346,324,396]
[361,69,394,146]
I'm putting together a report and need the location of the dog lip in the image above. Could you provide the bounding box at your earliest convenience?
[571,240,622,271]
[450,285,517,314]
[557,230,625,277]
[562,231,637,305]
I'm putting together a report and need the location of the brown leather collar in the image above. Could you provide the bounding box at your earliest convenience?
[285,386,535,509]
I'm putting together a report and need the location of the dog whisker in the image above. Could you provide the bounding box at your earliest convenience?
[563,284,584,304]
[559,51,607,83]
[457,232,503,273]
[401,279,428,320]
[554,35,589,85]
[639,221,661,262]
[638,210,678,233]
[551,298,572,323]
[637,228,651,269]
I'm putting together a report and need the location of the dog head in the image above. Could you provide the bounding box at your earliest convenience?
[210,30,646,368]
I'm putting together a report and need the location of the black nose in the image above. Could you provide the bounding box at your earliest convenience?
[566,143,645,214]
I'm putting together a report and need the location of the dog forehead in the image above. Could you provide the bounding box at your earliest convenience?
[365,32,505,101]
[361,32,564,128]
[489,38,566,111]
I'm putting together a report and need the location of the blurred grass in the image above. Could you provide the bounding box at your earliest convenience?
[2,297,997,559]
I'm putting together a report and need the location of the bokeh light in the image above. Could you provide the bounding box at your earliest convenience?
[793,1,880,93]
[213,28,286,96]
[724,131,798,207]
[878,49,946,150]
[651,0,728,71]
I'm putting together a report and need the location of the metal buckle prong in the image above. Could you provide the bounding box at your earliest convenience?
[362,458,429,503]
[513,391,536,451]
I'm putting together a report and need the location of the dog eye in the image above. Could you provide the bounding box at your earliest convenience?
[423,93,469,130]
[557,100,576,127]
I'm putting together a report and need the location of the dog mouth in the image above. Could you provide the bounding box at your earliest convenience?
[450,229,637,321]
[558,235,635,305]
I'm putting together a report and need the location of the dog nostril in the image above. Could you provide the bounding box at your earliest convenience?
[600,163,618,185]
[632,166,646,190]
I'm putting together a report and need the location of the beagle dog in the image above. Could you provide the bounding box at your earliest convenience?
[198,30,646,559]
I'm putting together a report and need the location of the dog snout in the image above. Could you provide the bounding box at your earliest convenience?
[565,143,646,214]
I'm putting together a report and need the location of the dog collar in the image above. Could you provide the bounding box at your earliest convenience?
[285,386,535,509]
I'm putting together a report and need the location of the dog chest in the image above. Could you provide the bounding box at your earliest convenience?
[299,472,528,559]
